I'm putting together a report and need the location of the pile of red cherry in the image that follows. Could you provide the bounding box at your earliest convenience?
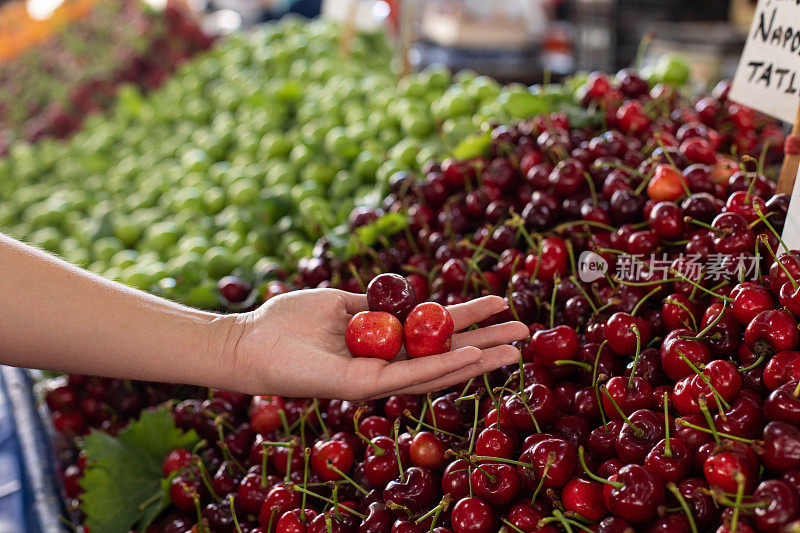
[347,274,454,360]
[55,70,800,533]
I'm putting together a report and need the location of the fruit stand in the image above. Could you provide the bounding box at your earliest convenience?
[4,1,800,532]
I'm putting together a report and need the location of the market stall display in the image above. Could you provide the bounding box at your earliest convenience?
[3,2,800,531]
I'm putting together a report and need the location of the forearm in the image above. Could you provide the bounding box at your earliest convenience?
[0,234,244,389]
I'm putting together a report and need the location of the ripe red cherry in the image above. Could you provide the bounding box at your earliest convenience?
[753,479,799,532]
[250,395,286,434]
[660,329,711,381]
[765,380,800,424]
[647,164,686,202]
[162,448,193,477]
[602,464,664,524]
[469,463,521,505]
[744,309,799,358]
[731,283,775,326]
[524,236,568,281]
[562,477,606,521]
[644,438,692,483]
[617,100,650,133]
[648,201,684,240]
[218,275,252,304]
[704,451,757,494]
[345,311,403,360]
[451,497,495,533]
[404,302,454,358]
[409,431,447,470]
[442,459,471,501]
[311,439,354,482]
[605,313,650,356]
[475,428,517,460]
[530,325,579,368]
[367,273,418,321]
[276,508,319,533]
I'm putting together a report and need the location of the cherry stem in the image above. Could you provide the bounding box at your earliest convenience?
[502,519,526,533]
[676,348,731,411]
[667,483,699,533]
[600,385,643,437]
[566,240,578,278]
[426,394,438,431]
[696,299,729,338]
[193,492,207,533]
[667,268,732,302]
[684,216,726,234]
[569,275,599,313]
[577,446,623,488]
[484,373,500,411]
[582,172,599,204]
[627,325,642,389]
[415,494,452,530]
[663,392,672,457]
[392,419,406,483]
[550,219,619,234]
[458,377,476,402]
[473,455,535,469]
[555,360,593,372]
[664,298,698,331]
[403,409,465,440]
[327,461,368,495]
[551,509,575,533]
[284,445,295,484]
[700,395,721,442]
[760,234,798,290]
[731,473,746,533]
[193,457,221,503]
[753,203,791,255]
[738,355,765,373]
[312,399,330,439]
[494,387,541,434]
[354,406,384,455]
[530,452,556,505]
[630,287,660,317]
[675,418,758,444]
[592,341,609,427]
[549,274,560,329]
[288,484,366,520]
[301,448,310,520]
[228,494,244,533]
[279,410,291,438]
[260,443,270,488]
[451,451,496,483]
[468,396,480,455]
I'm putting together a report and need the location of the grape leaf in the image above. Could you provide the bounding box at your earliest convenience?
[80,407,199,533]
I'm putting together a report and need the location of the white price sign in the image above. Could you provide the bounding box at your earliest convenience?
[729,0,800,124]
[782,166,800,249]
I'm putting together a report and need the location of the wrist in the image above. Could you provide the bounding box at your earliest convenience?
[202,311,253,392]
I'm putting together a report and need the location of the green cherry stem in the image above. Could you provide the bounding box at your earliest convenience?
[753,203,791,255]
[530,452,556,505]
[327,461,368,495]
[664,298,698,330]
[667,483,698,533]
[403,409,465,440]
[731,473,746,533]
[394,419,406,483]
[760,234,798,290]
[577,446,623,489]
[288,484,366,520]
[675,418,759,445]
[663,392,672,457]
[229,494,244,533]
[600,385,643,437]
[627,325,642,389]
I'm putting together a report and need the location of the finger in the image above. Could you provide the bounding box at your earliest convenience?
[335,290,368,315]
[369,344,521,399]
[447,295,509,331]
[369,346,483,396]
[452,321,530,350]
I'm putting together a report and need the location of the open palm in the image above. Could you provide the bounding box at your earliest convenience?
[231,289,528,400]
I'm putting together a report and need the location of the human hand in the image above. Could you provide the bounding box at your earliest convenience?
[224,289,529,400]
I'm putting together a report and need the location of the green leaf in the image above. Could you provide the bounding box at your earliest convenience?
[500,91,552,119]
[374,211,408,235]
[452,132,492,160]
[80,407,199,533]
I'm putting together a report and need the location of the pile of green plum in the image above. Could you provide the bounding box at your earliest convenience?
[0,17,540,308]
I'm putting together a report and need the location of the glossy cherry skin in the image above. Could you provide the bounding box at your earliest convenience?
[765,380,800,424]
[470,463,520,505]
[596,516,634,533]
[704,450,757,493]
[615,409,664,465]
[409,431,447,470]
[526,437,577,489]
[524,236,568,281]
[763,421,800,472]
[661,293,699,331]
[346,311,404,360]
[404,303,454,358]
[367,273,418,321]
[753,479,799,533]
[311,439,355,482]
[644,437,691,483]
[442,459,471,502]
[162,448,193,477]
[475,428,517,460]
[660,329,711,381]
[587,420,623,459]
[530,325,579,368]
[676,477,717,530]
[237,472,274,514]
[731,283,774,326]
[259,483,301,527]
[499,383,557,432]
[602,464,665,524]
[277,508,319,533]
[362,436,401,488]
[505,502,558,533]
[769,252,800,294]
[602,376,653,419]
[605,313,651,356]
[383,467,438,515]
[714,392,764,439]
[763,351,800,390]
[744,309,799,358]
[359,502,394,533]
[692,359,741,405]
[451,497,495,533]
[562,477,606,521]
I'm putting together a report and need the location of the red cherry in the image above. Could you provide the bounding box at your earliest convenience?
[530,325,579,368]
[602,464,664,524]
[562,477,606,521]
[311,439,354,482]
[250,395,286,434]
[744,309,799,358]
[162,448,193,477]
[346,311,404,360]
[647,164,686,202]
[451,497,495,533]
[524,236,568,281]
[367,273,418,321]
[409,431,447,470]
[404,302,454,358]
